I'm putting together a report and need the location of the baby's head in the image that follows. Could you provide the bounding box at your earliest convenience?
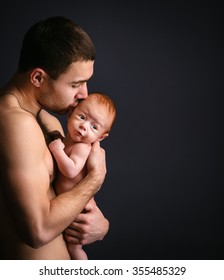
[68,93,116,144]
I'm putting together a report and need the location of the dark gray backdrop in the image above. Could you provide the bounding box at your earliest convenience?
[0,1,223,259]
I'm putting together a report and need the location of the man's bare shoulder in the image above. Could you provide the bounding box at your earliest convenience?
[0,95,46,154]
[0,98,39,132]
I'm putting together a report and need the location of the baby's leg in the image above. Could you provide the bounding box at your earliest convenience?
[67,243,88,260]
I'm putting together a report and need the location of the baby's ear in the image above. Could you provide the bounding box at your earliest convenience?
[98,133,109,142]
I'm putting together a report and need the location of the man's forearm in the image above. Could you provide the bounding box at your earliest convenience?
[30,170,104,248]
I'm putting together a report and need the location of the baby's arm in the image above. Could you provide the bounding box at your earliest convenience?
[49,139,91,178]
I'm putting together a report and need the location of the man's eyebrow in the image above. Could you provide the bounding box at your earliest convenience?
[70,73,93,84]
[70,79,89,84]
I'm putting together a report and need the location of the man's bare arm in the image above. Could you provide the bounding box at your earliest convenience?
[0,113,106,248]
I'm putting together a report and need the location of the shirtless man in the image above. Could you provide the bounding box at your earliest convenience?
[0,16,109,259]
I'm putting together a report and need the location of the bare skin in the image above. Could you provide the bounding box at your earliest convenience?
[49,94,115,259]
[0,94,70,259]
[0,62,108,260]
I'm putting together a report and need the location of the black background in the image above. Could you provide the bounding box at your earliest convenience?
[0,1,223,260]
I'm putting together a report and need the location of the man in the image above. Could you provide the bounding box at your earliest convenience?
[0,16,109,259]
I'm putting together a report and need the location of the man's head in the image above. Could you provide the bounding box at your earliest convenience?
[17,16,96,114]
[18,16,95,79]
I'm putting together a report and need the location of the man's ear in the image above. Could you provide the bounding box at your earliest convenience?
[98,133,109,142]
[30,68,46,87]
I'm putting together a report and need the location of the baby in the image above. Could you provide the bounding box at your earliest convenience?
[49,93,116,259]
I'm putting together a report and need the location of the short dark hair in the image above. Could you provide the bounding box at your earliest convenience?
[18,16,96,79]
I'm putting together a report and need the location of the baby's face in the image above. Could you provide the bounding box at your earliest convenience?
[67,97,112,144]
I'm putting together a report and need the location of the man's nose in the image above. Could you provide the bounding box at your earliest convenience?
[76,82,88,99]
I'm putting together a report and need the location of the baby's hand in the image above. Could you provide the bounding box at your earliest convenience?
[49,138,65,152]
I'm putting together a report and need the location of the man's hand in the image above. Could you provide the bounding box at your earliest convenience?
[86,141,106,188]
[64,198,109,245]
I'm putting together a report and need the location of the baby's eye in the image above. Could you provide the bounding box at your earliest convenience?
[91,124,98,130]
[79,115,85,120]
